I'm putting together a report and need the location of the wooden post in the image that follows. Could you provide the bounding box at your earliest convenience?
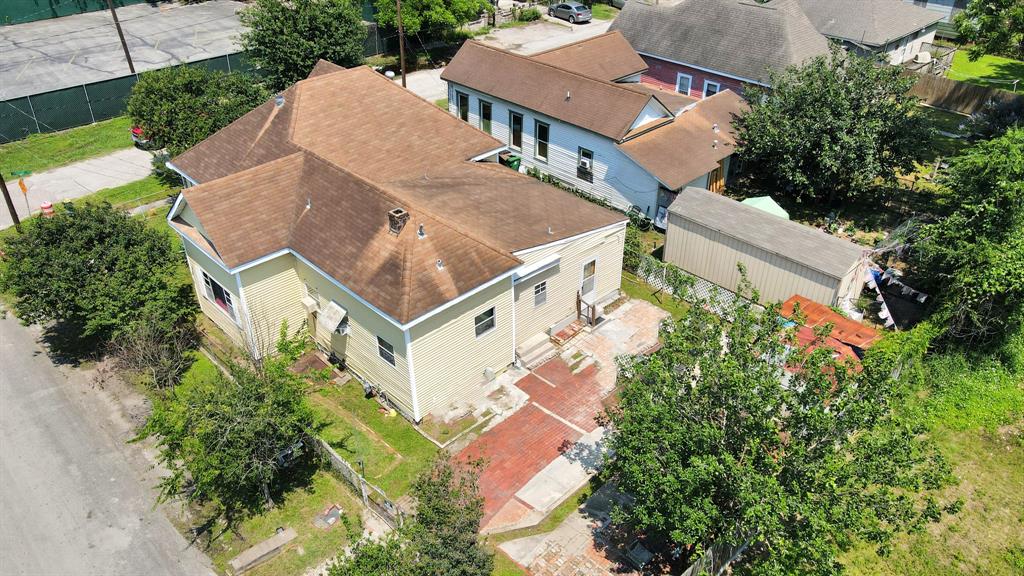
[107,0,136,74]
[395,0,407,88]
[0,174,21,233]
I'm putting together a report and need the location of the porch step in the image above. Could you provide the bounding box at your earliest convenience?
[517,332,558,369]
[551,320,586,347]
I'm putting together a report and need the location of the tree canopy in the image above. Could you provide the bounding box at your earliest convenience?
[374,0,491,38]
[240,0,367,90]
[141,329,320,521]
[907,128,1024,348]
[127,65,269,156]
[735,47,927,205]
[601,278,954,574]
[0,202,194,349]
[328,452,493,576]
[955,0,1024,60]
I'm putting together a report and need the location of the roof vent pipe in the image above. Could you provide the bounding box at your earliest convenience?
[388,208,409,235]
[713,139,719,149]
[712,123,719,133]
[417,224,426,238]
[436,259,444,270]
[275,94,285,107]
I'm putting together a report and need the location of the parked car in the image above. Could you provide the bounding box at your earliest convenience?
[611,0,627,8]
[548,1,591,23]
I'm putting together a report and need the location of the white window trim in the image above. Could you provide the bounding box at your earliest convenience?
[199,269,238,323]
[703,80,721,98]
[580,257,598,298]
[479,99,492,134]
[455,91,470,122]
[534,281,547,307]
[509,111,524,151]
[675,72,693,95]
[377,335,397,367]
[534,120,550,162]
[474,307,496,338]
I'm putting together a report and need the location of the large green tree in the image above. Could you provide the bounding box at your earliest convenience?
[736,47,927,205]
[240,0,367,90]
[127,66,269,156]
[141,331,320,522]
[374,0,491,38]
[908,128,1024,347]
[601,279,953,574]
[0,202,194,349]
[328,452,492,576]
[955,0,1024,60]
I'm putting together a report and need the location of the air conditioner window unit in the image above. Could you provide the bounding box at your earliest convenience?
[301,295,319,314]
[579,157,591,170]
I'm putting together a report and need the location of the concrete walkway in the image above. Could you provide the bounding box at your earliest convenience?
[1,147,153,229]
[395,19,613,102]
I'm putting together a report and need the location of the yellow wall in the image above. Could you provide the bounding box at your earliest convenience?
[513,224,626,345]
[409,278,514,417]
[239,254,306,353]
[183,242,245,346]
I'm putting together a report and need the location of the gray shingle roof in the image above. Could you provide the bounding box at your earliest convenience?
[668,187,865,278]
[795,0,943,46]
[609,0,831,85]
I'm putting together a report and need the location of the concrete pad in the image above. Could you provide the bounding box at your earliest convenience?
[515,428,605,512]
[477,19,611,55]
[0,1,245,100]
[1,147,154,229]
[499,532,550,567]
[394,68,448,103]
[483,498,542,534]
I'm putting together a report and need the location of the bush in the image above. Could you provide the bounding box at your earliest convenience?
[966,98,1024,141]
[517,7,541,21]
[623,225,643,273]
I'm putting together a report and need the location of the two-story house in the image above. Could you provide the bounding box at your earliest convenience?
[165,61,627,424]
[796,0,943,65]
[441,33,746,225]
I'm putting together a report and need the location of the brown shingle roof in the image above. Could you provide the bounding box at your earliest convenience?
[530,31,648,82]
[617,90,746,190]
[441,41,665,141]
[171,64,625,324]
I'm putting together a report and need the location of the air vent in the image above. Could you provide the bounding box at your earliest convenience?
[388,208,409,235]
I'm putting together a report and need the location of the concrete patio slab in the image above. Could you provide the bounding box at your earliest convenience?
[515,427,605,513]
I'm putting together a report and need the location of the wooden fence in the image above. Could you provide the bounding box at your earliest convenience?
[908,73,1023,115]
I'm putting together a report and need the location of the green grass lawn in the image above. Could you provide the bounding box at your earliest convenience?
[0,116,133,175]
[590,3,619,20]
[435,98,448,109]
[947,51,1024,90]
[621,271,689,320]
[79,175,176,210]
[916,105,972,161]
[312,382,437,497]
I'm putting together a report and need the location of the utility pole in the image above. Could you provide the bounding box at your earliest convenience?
[107,0,136,74]
[1,174,22,233]
[395,0,407,88]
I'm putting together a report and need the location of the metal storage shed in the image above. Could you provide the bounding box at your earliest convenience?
[665,187,867,306]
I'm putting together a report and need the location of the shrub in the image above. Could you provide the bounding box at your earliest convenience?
[517,7,541,21]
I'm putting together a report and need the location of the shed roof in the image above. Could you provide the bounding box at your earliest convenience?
[441,41,665,141]
[795,0,943,46]
[171,64,625,324]
[610,0,831,85]
[530,31,649,82]
[668,187,865,279]
[782,294,881,349]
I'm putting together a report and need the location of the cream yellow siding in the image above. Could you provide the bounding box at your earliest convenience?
[239,254,306,353]
[664,212,842,305]
[513,223,627,345]
[182,241,244,345]
[409,278,514,417]
[291,259,415,419]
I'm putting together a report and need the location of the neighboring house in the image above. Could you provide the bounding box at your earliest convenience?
[796,0,944,64]
[165,61,627,423]
[902,0,969,38]
[609,0,831,97]
[664,187,867,307]
[441,33,746,222]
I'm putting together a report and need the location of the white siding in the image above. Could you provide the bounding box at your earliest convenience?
[448,82,663,216]
[664,212,845,305]
[902,0,957,22]
[513,223,627,344]
[239,254,306,352]
[409,279,514,417]
[630,99,672,130]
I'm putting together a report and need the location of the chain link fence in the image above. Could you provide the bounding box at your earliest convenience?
[313,437,407,529]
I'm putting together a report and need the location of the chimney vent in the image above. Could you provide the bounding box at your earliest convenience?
[712,123,719,133]
[275,94,285,107]
[388,208,409,235]
[436,259,444,270]
[417,224,426,238]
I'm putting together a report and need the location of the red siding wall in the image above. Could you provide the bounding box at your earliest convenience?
[640,55,749,99]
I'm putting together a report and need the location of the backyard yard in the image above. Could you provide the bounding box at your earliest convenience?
[946,50,1024,90]
[0,116,133,174]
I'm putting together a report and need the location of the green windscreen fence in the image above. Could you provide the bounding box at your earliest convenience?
[0,53,253,143]
[1,0,149,26]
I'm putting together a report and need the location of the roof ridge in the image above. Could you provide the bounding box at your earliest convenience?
[465,40,652,101]
[528,30,620,56]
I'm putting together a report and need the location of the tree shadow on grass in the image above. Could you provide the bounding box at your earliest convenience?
[990,59,1024,86]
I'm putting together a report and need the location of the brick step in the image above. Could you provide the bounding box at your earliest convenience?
[517,332,558,369]
[551,320,585,347]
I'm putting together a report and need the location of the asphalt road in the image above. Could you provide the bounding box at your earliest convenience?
[0,314,213,576]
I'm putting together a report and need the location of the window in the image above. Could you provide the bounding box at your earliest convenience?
[456,91,469,122]
[577,147,594,182]
[581,259,596,296]
[474,307,496,337]
[201,271,236,319]
[534,120,549,161]
[534,281,547,307]
[675,73,692,95]
[479,100,492,134]
[703,80,721,98]
[377,336,396,366]
[509,111,523,150]
[305,282,319,304]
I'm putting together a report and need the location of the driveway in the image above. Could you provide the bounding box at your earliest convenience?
[0,314,214,576]
[396,19,612,101]
[0,0,245,100]
[459,299,668,533]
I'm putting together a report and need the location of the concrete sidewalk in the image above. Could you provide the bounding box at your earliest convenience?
[0,0,245,100]
[1,147,153,229]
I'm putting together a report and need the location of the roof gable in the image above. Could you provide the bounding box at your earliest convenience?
[530,31,648,81]
[794,0,943,46]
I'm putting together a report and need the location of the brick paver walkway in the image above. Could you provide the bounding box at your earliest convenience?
[518,360,604,433]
